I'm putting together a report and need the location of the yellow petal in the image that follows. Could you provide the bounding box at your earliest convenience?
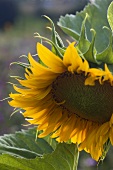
[38,108,62,137]
[9,93,52,108]
[28,53,60,76]
[110,114,113,127]
[89,68,105,76]
[63,42,82,73]
[59,114,76,141]
[17,78,53,89]
[85,76,96,85]
[90,144,102,161]
[110,127,113,145]
[37,43,66,73]
[14,85,51,100]
[77,60,89,74]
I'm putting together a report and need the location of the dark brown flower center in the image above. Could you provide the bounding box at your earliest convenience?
[51,71,113,123]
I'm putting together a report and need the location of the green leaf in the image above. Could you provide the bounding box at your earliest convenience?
[58,14,80,41]
[107,2,113,31]
[0,143,79,170]
[58,0,113,66]
[0,128,56,159]
[58,0,112,53]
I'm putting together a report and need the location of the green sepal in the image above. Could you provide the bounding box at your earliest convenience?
[107,2,113,32]
[43,16,64,49]
[98,139,111,163]
[70,14,98,64]
[77,13,90,54]
[77,14,98,64]
[96,27,113,64]
[83,29,99,64]
[35,16,65,59]
[34,32,64,59]
[10,62,30,69]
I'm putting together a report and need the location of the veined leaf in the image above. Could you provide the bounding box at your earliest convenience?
[0,128,56,159]
[0,143,79,170]
[58,0,112,53]
[58,0,113,66]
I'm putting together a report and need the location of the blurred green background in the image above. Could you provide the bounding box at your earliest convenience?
[0,0,113,169]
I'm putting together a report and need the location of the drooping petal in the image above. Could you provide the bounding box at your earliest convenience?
[13,85,51,100]
[17,78,53,89]
[109,127,113,145]
[38,107,62,137]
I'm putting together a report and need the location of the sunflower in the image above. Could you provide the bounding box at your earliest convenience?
[9,42,113,161]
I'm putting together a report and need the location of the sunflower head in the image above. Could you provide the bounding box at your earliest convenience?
[9,40,113,161]
[8,1,113,162]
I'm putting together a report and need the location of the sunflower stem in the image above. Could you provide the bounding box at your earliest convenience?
[73,144,79,170]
